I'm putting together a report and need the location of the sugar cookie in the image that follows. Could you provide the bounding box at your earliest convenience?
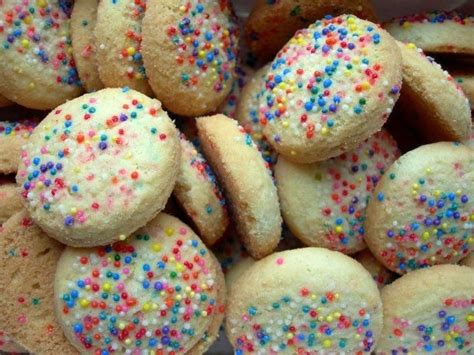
[0,0,82,109]
[173,134,229,246]
[0,183,22,224]
[142,0,239,116]
[394,42,471,142]
[54,213,225,354]
[17,88,180,247]
[376,264,474,354]
[244,0,377,62]
[257,15,402,163]
[71,0,104,92]
[365,142,474,274]
[95,0,152,95]
[385,11,474,56]
[226,247,383,353]
[0,119,36,174]
[0,210,77,354]
[235,64,278,167]
[354,249,396,289]
[196,114,282,259]
[275,130,400,254]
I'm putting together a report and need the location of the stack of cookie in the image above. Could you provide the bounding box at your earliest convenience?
[0,0,472,354]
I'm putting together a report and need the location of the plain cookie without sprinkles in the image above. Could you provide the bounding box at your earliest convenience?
[257,15,402,163]
[142,0,239,116]
[54,213,225,354]
[0,0,83,109]
[16,88,180,247]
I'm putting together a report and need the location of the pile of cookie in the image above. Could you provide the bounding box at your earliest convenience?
[0,0,473,354]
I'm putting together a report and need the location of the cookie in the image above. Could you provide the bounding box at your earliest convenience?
[95,0,152,95]
[218,66,254,119]
[451,67,474,109]
[244,0,378,62]
[376,264,474,354]
[394,42,471,142]
[142,0,239,116]
[385,11,474,57]
[460,252,474,267]
[71,0,104,92]
[0,119,36,174]
[196,114,282,259]
[16,88,180,247]
[275,130,400,254]
[235,64,278,167]
[226,247,383,353]
[257,15,402,163]
[0,210,77,354]
[0,0,82,109]
[354,249,396,289]
[173,134,229,246]
[0,95,12,108]
[0,183,22,224]
[365,142,474,274]
[54,213,225,354]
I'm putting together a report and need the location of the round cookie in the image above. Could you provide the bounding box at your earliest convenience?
[451,67,474,109]
[196,114,282,259]
[354,249,396,289]
[0,95,12,108]
[54,213,225,354]
[365,142,474,274]
[0,182,22,224]
[376,264,474,354]
[384,11,474,57]
[275,130,400,254]
[0,210,77,354]
[0,119,37,174]
[460,252,474,267]
[244,0,377,62]
[235,63,278,167]
[226,247,383,353]
[71,0,104,92]
[95,0,152,95]
[0,0,82,109]
[257,15,403,163]
[16,88,180,247]
[394,42,471,142]
[173,134,229,246]
[142,0,239,116]
[218,66,254,119]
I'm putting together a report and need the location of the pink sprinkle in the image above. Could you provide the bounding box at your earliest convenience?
[276,257,284,265]
[179,227,187,235]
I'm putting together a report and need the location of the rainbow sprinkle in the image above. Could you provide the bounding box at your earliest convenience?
[0,119,36,138]
[166,0,238,92]
[387,297,474,353]
[229,287,378,354]
[0,0,80,88]
[56,220,223,353]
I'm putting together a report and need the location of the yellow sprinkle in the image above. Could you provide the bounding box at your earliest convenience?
[124,339,132,345]
[179,5,186,12]
[165,228,174,236]
[434,190,441,198]
[118,322,126,330]
[402,22,412,29]
[21,39,29,48]
[456,189,462,196]
[311,294,316,300]
[322,339,332,348]
[37,0,47,8]
[176,263,184,272]
[175,294,182,301]
[321,127,328,135]
[425,167,432,174]
[126,47,136,56]
[422,231,430,241]
[287,333,294,339]
[142,303,151,312]
[326,315,333,322]
[79,299,89,308]
[152,243,161,252]
[102,283,111,292]
[74,167,81,173]
[70,207,77,215]
[335,226,343,233]
[406,43,417,50]
[282,121,289,128]
[201,311,208,317]
[466,314,474,322]
[119,234,126,241]
[347,17,355,24]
